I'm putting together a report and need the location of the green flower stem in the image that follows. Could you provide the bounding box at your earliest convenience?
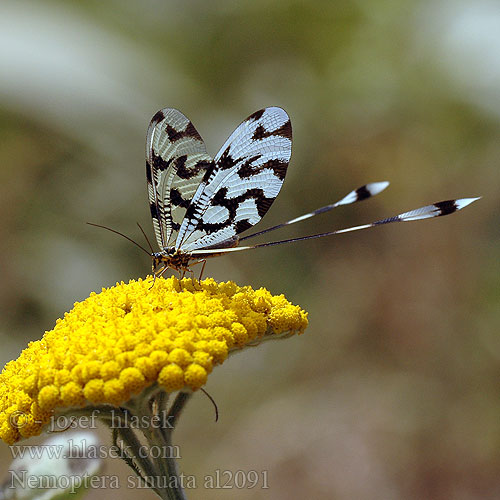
[115,390,192,500]
[166,392,191,430]
[112,426,163,497]
[57,389,192,500]
[160,392,192,500]
[99,406,164,498]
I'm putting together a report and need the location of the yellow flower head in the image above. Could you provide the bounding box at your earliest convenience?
[0,277,307,444]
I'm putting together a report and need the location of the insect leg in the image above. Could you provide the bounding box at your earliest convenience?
[185,260,207,282]
[149,265,169,289]
[198,260,207,281]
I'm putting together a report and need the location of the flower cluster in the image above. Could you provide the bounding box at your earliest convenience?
[0,277,307,444]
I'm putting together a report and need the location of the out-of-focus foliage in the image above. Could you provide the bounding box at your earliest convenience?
[0,1,498,499]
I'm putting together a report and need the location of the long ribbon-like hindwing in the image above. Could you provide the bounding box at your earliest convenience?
[190,198,480,256]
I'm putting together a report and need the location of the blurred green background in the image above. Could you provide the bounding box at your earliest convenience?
[0,1,498,499]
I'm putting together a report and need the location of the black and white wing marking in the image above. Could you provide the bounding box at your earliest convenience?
[174,107,292,252]
[191,197,480,256]
[240,181,390,241]
[146,108,213,249]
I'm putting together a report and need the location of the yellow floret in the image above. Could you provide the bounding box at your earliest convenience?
[192,352,213,373]
[184,364,208,389]
[83,379,105,403]
[168,348,193,367]
[59,382,85,407]
[0,276,307,444]
[38,385,60,411]
[103,379,126,406]
[100,361,121,381]
[231,322,248,346]
[119,367,146,394]
[158,364,185,392]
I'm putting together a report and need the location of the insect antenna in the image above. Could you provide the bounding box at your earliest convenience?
[137,222,154,253]
[240,181,389,241]
[87,222,151,255]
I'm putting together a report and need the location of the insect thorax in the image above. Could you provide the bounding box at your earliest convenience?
[152,248,193,272]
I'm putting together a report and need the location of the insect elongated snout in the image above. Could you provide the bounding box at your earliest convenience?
[151,252,163,272]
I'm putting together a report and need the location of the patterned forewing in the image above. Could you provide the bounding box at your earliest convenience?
[175,107,292,251]
[146,108,213,248]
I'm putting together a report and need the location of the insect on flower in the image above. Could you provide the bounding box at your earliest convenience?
[90,107,479,280]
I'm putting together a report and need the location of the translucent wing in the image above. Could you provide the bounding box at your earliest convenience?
[175,107,292,251]
[146,108,213,249]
